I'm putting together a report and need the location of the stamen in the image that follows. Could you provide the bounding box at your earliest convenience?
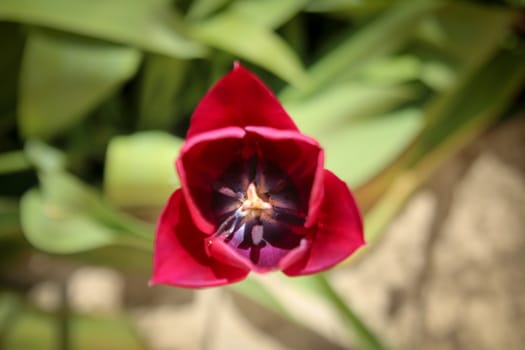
[212,182,243,200]
[217,186,240,199]
[214,211,242,237]
[251,224,264,245]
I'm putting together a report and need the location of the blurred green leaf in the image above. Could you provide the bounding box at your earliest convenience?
[417,2,513,66]
[233,274,386,350]
[0,151,31,174]
[285,83,418,137]
[20,171,154,254]
[3,306,54,350]
[24,140,66,172]
[21,188,118,253]
[283,274,387,350]
[306,0,394,16]
[4,303,142,350]
[104,131,183,210]
[0,0,205,58]
[312,274,387,350]
[231,276,290,318]
[138,56,187,130]
[21,142,153,253]
[357,55,422,85]
[190,13,308,87]
[419,60,456,91]
[322,108,423,187]
[72,314,142,350]
[281,0,439,99]
[18,30,141,139]
[0,198,20,238]
[0,23,23,125]
[0,293,23,348]
[413,47,525,163]
[187,0,233,20]
[228,0,308,29]
[365,47,525,245]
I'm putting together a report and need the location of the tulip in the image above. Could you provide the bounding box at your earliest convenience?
[151,63,364,288]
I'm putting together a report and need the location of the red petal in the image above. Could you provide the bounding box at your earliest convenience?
[186,63,298,139]
[151,190,249,288]
[177,127,246,234]
[283,170,365,276]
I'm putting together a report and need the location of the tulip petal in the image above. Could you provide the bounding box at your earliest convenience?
[283,170,364,276]
[186,62,298,139]
[177,127,246,234]
[151,190,249,288]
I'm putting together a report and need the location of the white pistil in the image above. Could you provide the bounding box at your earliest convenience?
[241,183,272,212]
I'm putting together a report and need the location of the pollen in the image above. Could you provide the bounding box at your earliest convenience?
[240,183,272,213]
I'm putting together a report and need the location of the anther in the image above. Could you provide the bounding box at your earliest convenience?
[251,224,264,245]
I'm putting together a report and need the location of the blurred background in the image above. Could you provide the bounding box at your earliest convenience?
[1,0,525,349]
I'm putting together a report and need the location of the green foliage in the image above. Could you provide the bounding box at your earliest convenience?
[0,0,206,58]
[104,131,183,209]
[19,30,142,139]
[0,0,524,348]
[190,12,307,87]
[0,293,142,350]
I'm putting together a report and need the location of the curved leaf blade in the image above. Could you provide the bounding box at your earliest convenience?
[21,188,116,253]
[322,108,423,187]
[0,0,205,58]
[18,30,141,139]
[191,13,307,87]
[104,131,183,209]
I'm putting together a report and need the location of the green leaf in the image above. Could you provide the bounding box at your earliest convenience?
[279,274,387,350]
[281,0,439,99]
[0,151,31,174]
[230,276,291,318]
[232,274,387,350]
[311,275,387,350]
[417,2,513,66]
[0,0,205,58]
[18,30,142,139]
[285,83,418,137]
[138,55,187,130]
[228,0,309,29]
[186,0,233,20]
[0,23,24,121]
[21,188,118,253]
[322,108,423,187]
[412,47,525,163]
[190,13,307,87]
[72,314,143,350]
[306,0,394,16]
[104,131,183,210]
[364,47,525,245]
[0,293,23,348]
[21,167,153,253]
[24,140,66,172]
[357,55,423,85]
[5,304,142,350]
[0,198,21,238]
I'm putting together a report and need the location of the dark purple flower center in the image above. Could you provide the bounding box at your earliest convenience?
[210,157,307,268]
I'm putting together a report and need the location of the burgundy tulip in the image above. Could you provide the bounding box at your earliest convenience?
[151,63,364,288]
